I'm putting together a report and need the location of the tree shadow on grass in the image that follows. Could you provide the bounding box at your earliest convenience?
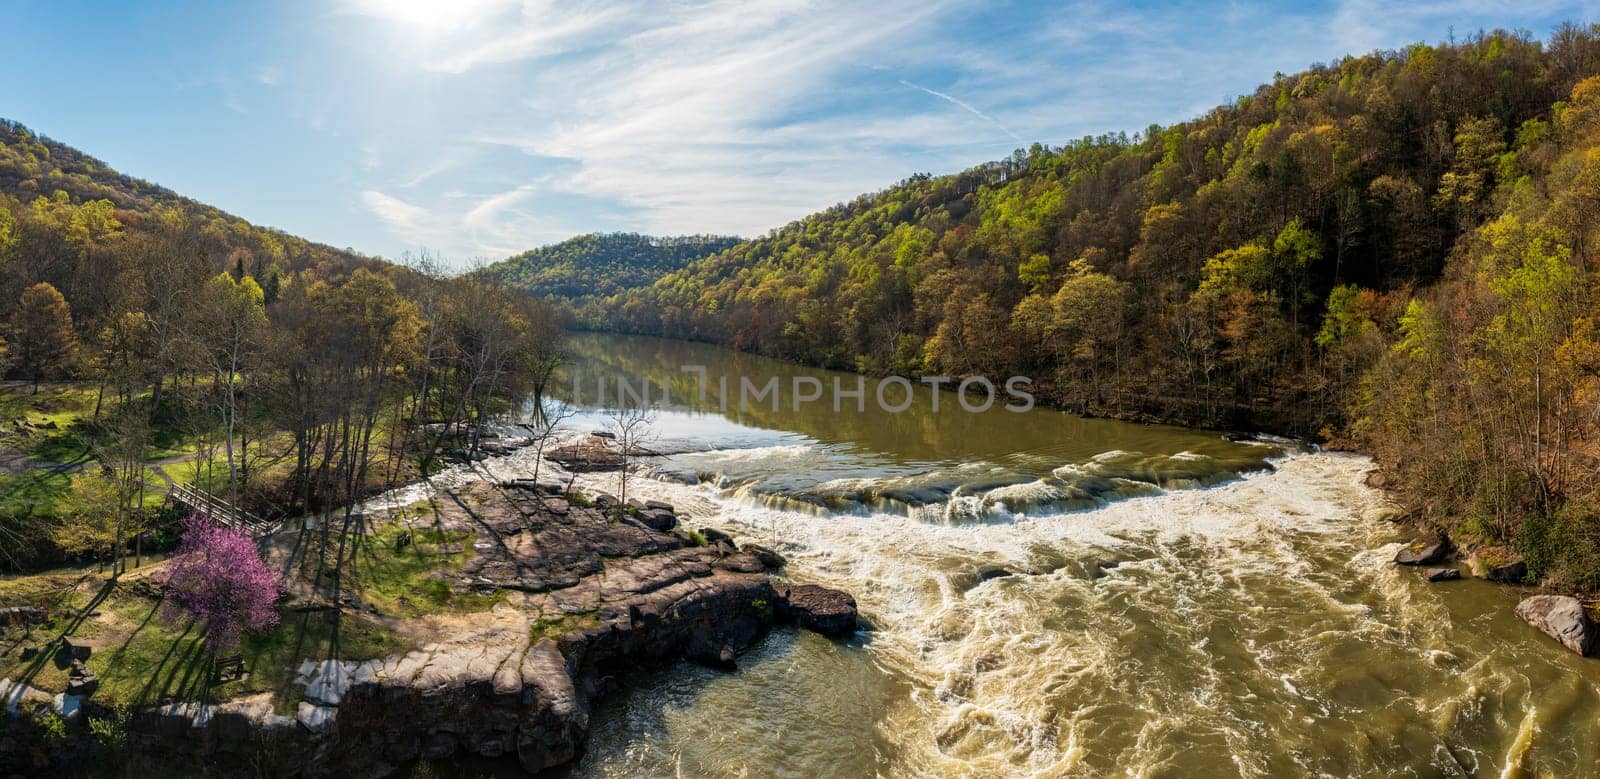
[5,575,117,696]
[130,617,210,706]
[0,572,93,655]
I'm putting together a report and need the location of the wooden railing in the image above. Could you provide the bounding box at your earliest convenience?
[169,483,277,538]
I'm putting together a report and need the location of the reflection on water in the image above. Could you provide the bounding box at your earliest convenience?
[551,333,1282,521]
[510,333,1600,778]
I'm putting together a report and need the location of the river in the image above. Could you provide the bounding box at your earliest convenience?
[465,333,1600,778]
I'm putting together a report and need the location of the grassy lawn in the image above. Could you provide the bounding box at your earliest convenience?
[0,466,78,519]
[89,594,408,712]
[0,382,232,465]
[0,571,413,713]
[0,383,99,429]
[348,518,504,619]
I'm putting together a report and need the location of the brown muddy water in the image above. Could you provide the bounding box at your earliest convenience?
[425,333,1600,778]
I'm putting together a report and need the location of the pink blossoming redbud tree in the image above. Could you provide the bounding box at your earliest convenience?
[162,515,281,650]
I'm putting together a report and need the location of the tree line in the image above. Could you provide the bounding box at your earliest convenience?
[0,123,565,571]
[475,232,741,319]
[586,25,1600,589]
[594,26,1600,434]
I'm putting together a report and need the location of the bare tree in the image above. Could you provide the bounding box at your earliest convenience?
[90,408,150,576]
[528,398,578,491]
[607,404,655,507]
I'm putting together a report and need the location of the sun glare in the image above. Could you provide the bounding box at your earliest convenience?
[351,0,500,33]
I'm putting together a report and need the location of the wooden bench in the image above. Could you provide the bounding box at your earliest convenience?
[215,653,246,682]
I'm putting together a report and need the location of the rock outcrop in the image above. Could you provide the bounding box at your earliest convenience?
[545,433,659,472]
[103,480,856,777]
[1514,595,1597,656]
[1423,567,1461,582]
[1394,535,1449,565]
[1467,546,1528,583]
[775,584,859,638]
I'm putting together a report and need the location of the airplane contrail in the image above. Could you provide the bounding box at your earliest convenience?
[899,79,1023,143]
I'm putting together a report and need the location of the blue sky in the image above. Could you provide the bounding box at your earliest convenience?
[3,0,1596,267]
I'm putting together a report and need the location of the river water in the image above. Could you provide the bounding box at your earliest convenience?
[487,333,1600,778]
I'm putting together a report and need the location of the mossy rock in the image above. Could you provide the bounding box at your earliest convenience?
[1468,546,1528,583]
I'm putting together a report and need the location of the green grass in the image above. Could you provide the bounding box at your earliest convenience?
[349,522,504,618]
[0,582,412,712]
[0,382,230,465]
[0,467,77,518]
[529,610,600,643]
[0,383,99,428]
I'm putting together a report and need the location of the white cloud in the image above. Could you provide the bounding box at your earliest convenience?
[334,0,1596,262]
[454,0,974,242]
[360,190,436,246]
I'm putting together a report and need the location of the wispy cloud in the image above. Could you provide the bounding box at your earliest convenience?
[327,0,1594,262]
[360,190,436,246]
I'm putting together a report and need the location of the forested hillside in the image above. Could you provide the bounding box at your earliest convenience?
[605,27,1600,433]
[0,119,564,570]
[603,25,1600,590]
[477,232,740,319]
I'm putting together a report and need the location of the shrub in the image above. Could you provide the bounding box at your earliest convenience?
[1517,500,1600,591]
[35,711,67,743]
[87,703,128,751]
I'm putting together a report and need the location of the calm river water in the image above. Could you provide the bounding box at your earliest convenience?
[467,333,1600,778]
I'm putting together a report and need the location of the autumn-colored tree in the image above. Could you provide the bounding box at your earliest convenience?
[11,281,78,392]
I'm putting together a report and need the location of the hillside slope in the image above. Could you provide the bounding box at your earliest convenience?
[0,118,565,571]
[600,26,1600,437]
[0,118,386,303]
[478,232,740,310]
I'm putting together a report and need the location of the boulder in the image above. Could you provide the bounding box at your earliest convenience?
[1514,595,1596,656]
[713,553,767,574]
[65,673,98,697]
[0,606,45,626]
[1394,535,1449,566]
[636,508,677,532]
[741,544,786,570]
[1468,546,1527,583]
[644,500,674,512]
[976,565,1014,582]
[777,584,858,638]
[59,637,92,662]
[701,528,734,547]
[1423,568,1461,582]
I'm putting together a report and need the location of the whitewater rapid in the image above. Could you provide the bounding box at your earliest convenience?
[380,434,1600,777]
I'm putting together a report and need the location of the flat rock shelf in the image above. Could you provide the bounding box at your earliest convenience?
[3,480,858,777]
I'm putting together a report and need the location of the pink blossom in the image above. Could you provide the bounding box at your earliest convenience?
[161,515,281,649]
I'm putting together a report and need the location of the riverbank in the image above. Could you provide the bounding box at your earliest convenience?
[0,475,859,776]
[1374,465,1600,659]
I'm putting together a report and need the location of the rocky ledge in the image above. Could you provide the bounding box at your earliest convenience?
[119,481,857,776]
